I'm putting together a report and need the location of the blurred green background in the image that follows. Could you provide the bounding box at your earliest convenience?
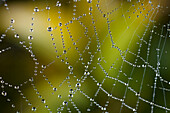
[0,0,170,113]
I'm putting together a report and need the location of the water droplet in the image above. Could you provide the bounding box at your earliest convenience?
[30,28,33,32]
[46,6,50,10]
[48,18,51,21]
[45,105,48,108]
[97,83,102,86]
[87,108,91,111]
[63,50,67,54]
[14,34,19,38]
[69,89,74,93]
[34,7,39,12]
[76,83,81,87]
[47,27,53,32]
[41,99,46,103]
[12,104,15,108]
[1,80,4,84]
[89,7,92,11]
[41,65,46,69]
[56,1,61,7]
[62,101,68,106]
[68,66,73,70]
[32,107,36,111]
[28,35,33,40]
[59,22,62,27]
[68,94,73,98]
[53,87,57,91]
[133,109,136,111]
[14,86,19,89]
[11,19,15,24]
[1,91,7,96]
[149,0,152,3]
[58,95,62,98]
[4,3,8,7]
[98,58,101,61]
[7,98,10,102]
[87,0,92,3]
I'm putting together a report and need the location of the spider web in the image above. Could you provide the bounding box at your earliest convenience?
[0,0,170,113]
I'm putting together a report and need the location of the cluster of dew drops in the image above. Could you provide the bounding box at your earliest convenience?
[1,0,170,112]
[1,0,94,112]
